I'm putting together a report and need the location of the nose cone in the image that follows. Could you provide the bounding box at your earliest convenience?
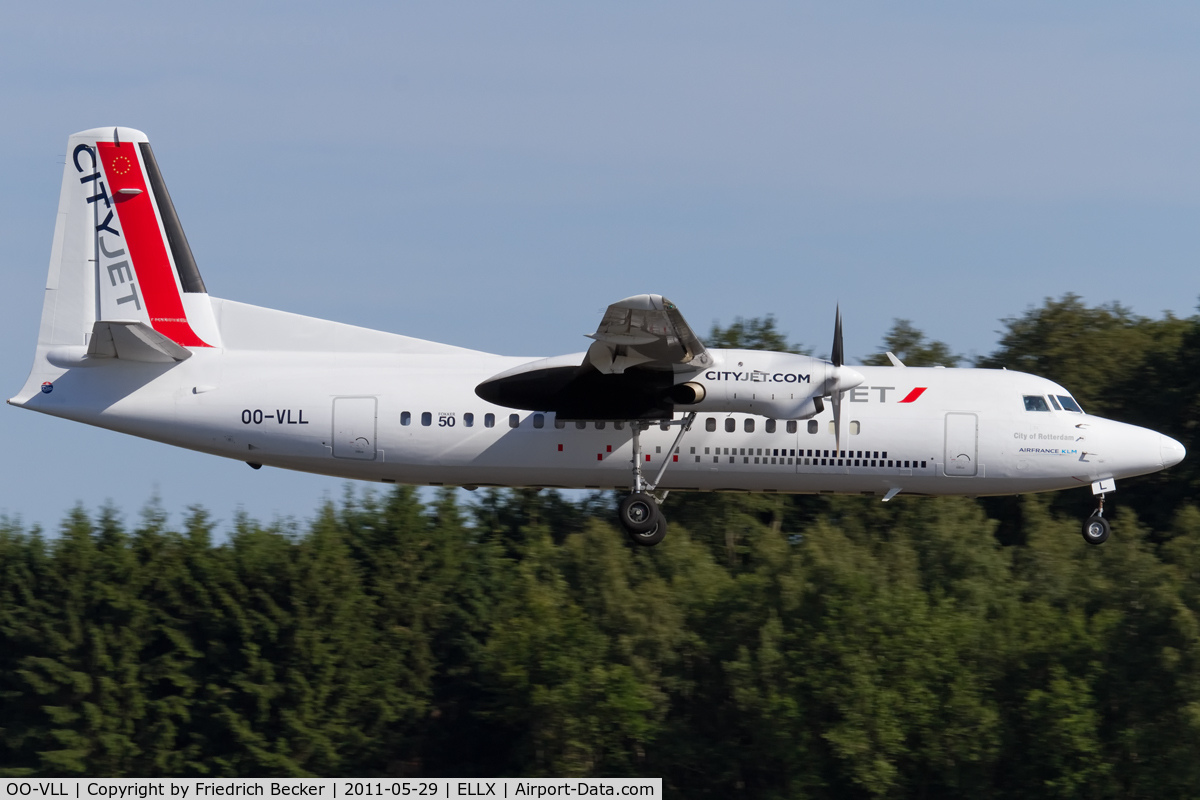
[1161,434,1187,468]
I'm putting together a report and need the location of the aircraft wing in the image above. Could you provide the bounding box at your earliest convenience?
[475,294,711,418]
[585,294,712,374]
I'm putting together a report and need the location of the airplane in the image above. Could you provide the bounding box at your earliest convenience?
[9,127,1187,547]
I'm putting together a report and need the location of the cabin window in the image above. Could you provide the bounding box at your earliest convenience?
[1023,395,1051,412]
[725,418,736,433]
[401,411,411,426]
[595,421,605,430]
[706,417,717,432]
[786,421,797,434]
[555,417,566,429]
[463,413,474,427]
[1058,395,1083,413]
[509,413,520,428]
[765,419,777,433]
[744,418,755,433]
[485,413,495,428]
[614,421,625,430]
[575,421,587,430]
[421,412,432,426]
[850,421,861,435]
[533,413,544,429]
[806,420,816,434]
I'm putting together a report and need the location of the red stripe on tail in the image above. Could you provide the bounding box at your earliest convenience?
[96,142,211,347]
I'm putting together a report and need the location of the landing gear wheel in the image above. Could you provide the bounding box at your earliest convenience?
[619,492,660,534]
[628,515,667,546]
[1082,515,1110,546]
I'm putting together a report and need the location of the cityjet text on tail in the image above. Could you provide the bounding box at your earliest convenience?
[10,128,1186,546]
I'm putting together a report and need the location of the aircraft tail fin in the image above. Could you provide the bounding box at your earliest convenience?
[35,126,220,351]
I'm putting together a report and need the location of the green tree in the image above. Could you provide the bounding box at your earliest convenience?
[5,289,1200,793]
[976,294,1188,418]
[707,315,808,355]
[862,319,961,367]
[482,527,651,776]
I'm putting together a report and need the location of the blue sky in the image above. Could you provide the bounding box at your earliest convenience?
[2,1,1198,532]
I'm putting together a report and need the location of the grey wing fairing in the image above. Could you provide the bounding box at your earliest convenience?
[586,295,712,374]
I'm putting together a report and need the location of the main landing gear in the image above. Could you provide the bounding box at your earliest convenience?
[619,412,696,546]
[1082,491,1111,546]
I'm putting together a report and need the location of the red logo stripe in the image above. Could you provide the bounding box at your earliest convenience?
[96,142,211,348]
[898,387,927,403]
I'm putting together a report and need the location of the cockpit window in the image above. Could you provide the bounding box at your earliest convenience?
[1057,395,1083,413]
[1048,395,1062,411]
[1023,395,1051,412]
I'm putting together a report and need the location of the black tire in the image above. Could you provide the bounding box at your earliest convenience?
[619,493,660,534]
[627,515,667,547]
[1082,515,1110,545]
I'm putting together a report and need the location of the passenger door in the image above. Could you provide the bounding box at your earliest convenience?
[944,412,977,476]
[332,396,377,460]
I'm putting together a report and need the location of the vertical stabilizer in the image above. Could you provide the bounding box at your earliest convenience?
[36,127,220,351]
[10,127,221,406]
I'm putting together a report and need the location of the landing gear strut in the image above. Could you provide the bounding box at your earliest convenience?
[619,412,696,546]
[1082,492,1111,546]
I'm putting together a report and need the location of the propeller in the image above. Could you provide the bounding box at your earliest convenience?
[831,305,844,369]
[826,305,864,455]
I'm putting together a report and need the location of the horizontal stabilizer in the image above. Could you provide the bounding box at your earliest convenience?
[86,320,192,363]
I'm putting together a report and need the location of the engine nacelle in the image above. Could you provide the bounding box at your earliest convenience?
[668,381,707,405]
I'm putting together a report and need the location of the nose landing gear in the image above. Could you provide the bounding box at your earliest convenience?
[618,412,695,546]
[1082,490,1111,546]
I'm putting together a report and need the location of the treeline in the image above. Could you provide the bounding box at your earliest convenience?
[1,295,1199,798]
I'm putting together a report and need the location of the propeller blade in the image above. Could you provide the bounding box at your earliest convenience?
[831,305,844,451]
[832,386,842,454]
[831,305,844,368]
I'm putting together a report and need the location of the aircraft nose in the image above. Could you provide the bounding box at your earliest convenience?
[1161,434,1187,468]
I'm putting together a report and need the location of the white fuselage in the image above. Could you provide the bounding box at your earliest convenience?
[15,127,1183,503]
[11,298,1178,499]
